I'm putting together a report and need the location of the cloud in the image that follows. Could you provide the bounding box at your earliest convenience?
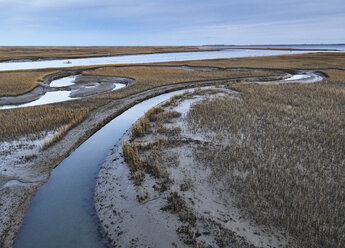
[0,0,344,45]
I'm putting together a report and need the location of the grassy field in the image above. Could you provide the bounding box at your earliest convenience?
[0,70,53,97]
[0,46,211,62]
[83,65,277,92]
[158,52,345,70]
[0,64,275,143]
[186,79,345,247]
[0,52,344,148]
[122,72,344,246]
[0,105,89,141]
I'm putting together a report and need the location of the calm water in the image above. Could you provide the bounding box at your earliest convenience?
[13,88,189,248]
[200,44,345,51]
[0,48,319,72]
[10,45,343,247]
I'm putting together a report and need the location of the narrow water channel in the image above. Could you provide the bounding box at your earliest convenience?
[13,88,190,248]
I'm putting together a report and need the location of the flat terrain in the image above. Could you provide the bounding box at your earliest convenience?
[0,51,344,247]
[104,68,344,247]
[0,46,211,62]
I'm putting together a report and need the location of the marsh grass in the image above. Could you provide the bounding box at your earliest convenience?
[0,105,89,141]
[1,52,344,158]
[187,81,345,247]
[158,52,345,70]
[41,125,70,150]
[122,141,144,184]
[0,46,210,62]
[0,70,49,97]
[124,95,185,186]
[83,66,276,90]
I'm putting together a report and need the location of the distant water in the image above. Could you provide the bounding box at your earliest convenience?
[200,44,345,51]
[1,46,342,71]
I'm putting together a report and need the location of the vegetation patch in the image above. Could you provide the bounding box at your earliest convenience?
[187,81,345,247]
[0,46,212,62]
[122,141,144,184]
[0,105,89,142]
[0,70,50,97]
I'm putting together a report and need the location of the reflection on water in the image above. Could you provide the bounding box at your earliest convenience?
[13,88,192,248]
[1,91,74,109]
[50,75,77,87]
[0,48,334,72]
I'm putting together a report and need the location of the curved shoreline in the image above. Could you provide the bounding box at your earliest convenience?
[0,71,134,107]
[0,70,326,247]
[94,71,326,247]
[0,47,216,63]
[0,65,327,107]
[95,89,289,247]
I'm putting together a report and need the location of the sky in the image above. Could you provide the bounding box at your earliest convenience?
[0,0,344,46]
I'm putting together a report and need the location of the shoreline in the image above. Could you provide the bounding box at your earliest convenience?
[0,72,292,247]
[1,45,343,63]
[0,47,216,63]
[94,71,327,246]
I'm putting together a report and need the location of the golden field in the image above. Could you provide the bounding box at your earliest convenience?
[0,52,344,150]
[0,46,211,62]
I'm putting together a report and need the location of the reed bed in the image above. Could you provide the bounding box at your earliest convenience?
[159,52,345,70]
[0,46,209,62]
[1,52,344,153]
[83,66,276,89]
[0,71,48,97]
[0,105,89,141]
[187,81,345,247]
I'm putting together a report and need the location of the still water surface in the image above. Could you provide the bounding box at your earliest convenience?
[0,48,319,71]
[13,88,190,248]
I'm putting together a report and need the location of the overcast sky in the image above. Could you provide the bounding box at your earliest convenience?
[0,0,344,45]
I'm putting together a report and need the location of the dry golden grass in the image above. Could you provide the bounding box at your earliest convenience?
[122,141,144,185]
[322,70,345,81]
[0,105,89,141]
[1,52,344,151]
[0,46,211,62]
[158,52,345,70]
[187,80,345,247]
[0,70,50,97]
[84,66,275,93]
[130,116,151,140]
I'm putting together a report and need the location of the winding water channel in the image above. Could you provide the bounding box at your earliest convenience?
[12,70,326,248]
[2,47,332,247]
[13,88,192,248]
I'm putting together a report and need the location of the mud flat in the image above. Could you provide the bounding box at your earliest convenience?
[95,89,294,247]
[95,69,329,247]
[1,73,284,248]
[0,71,133,108]
[0,69,327,247]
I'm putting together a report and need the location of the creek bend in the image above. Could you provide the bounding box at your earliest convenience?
[13,87,201,248]
[11,70,325,248]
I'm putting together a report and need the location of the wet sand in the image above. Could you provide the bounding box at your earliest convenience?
[95,89,293,247]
